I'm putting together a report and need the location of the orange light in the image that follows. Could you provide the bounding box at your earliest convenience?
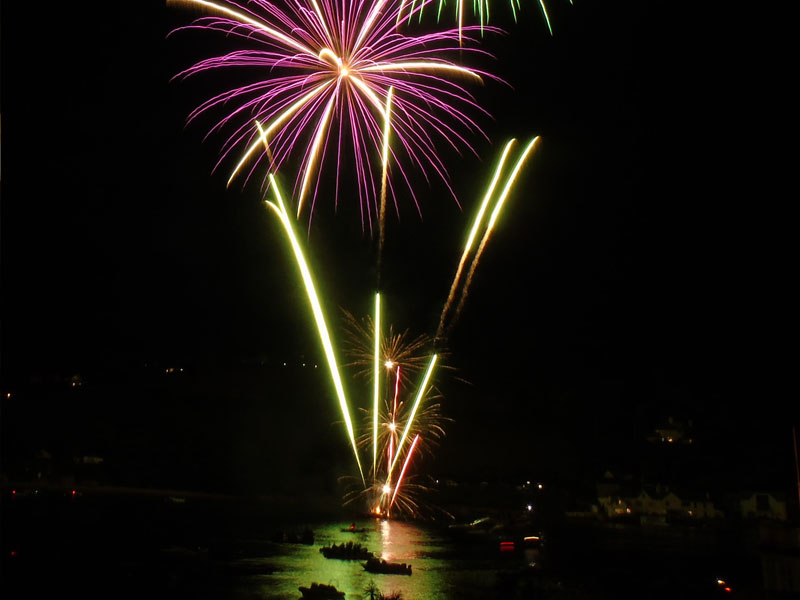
[724,587,732,593]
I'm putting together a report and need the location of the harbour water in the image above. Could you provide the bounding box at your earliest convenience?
[2,489,764,599]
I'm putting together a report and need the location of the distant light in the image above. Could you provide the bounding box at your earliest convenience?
[6,393,10,399]
[11,490,15,495]
[302,363,306,367]
[527,504,533,511]
[71,490,76,496]
[524,536,540,541]
[314,365,318,368]
[717,579,726,586]
[537,483,543,489]
[724,587,732,593]
[526,481,531,486]
[283,362,287,366]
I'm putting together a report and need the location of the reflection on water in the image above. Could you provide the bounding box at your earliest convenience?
[7,492,754,599]
[256,518,511,600]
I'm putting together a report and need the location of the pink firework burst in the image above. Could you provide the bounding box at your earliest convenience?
[169,0,500,230]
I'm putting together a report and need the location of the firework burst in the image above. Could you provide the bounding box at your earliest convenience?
[344,354,452,518]
[337,296,454,517]
[169,0,500,231]
[402,0,572,43]
[340,307,443,383]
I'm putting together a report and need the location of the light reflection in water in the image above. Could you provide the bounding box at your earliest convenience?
[380,518,392,561]
[248,518,515,600]
[378,518,422,562]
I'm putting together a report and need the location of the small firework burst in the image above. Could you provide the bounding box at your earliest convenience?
[340,307,445,383]
[339,303,453,518]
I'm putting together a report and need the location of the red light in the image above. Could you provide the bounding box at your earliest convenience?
[72,490,77,496]
[11,490,16,495]
[724,587,732,593]
[11,550,17,556]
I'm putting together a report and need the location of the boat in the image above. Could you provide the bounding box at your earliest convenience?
[362,556,412,576]
[319,541,374,560]
[298,582,346,599]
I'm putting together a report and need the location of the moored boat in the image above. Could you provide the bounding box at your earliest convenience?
[299,582,346,599]
[319,541,374,560]
[362,556,412,576]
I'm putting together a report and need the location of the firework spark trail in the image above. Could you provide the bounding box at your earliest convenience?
[387,354,437,481]
[538,0,554,36]
[170,0,499,231]
[387,364,401,470]
[377,86,394,280]
[436,138,517,340]
[446,136,540,335]
[399,0,568,43]
[264,174,365,485]
[373,293,381,481]
[389,434,421,510]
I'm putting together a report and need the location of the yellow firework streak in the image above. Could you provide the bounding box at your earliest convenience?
[381,87,394,196]
[539,0,554,37]
[254,120,274,165]
[378,87,394,270]
[297,90,339,217]
[265,174,365,484]
[387,354,437,481]
[168,0,314,56]
[448,136,540,332]
[353,0,389,56]
[360,62,482,83]
[228,82,333,187]
[485,136,540,231]
[437,139,516,338]
[373,292,381,481]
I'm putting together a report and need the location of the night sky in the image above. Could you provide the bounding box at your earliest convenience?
[1,3,787,496]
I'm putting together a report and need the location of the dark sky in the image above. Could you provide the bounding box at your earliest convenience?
[1,2,787,493]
